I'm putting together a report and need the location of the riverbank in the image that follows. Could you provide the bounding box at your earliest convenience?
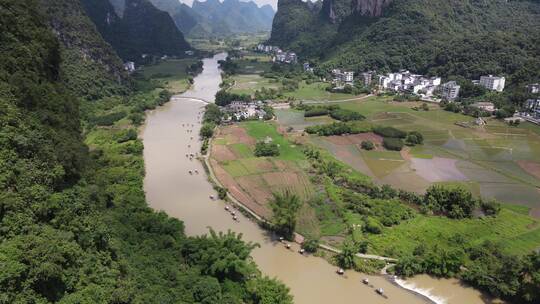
[142,53,435,304]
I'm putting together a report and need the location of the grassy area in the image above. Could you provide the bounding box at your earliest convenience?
[296,96,540,208]
[366,207,540,257]
[284,81,360,101]
[140,59,198,93]
[242,121,306,162]
[229,74,280,95]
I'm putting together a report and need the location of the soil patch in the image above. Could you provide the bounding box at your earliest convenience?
[211,144,237,162]
[517,160,540,180]
[220,125,256,145]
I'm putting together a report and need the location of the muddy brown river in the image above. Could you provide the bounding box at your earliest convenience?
[141,53,490,304]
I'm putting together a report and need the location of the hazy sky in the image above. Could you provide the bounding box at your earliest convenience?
[179,0,278,10]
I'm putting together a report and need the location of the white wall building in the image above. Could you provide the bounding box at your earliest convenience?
[525,99,540,119]
[440,81,461,101]
[479,75,505,92]
[527,83,540,94]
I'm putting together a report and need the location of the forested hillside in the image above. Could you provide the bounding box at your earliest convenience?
[81,0,192,62]
[39,0,131,100]
[270,0,540,89]
[0,0,291,302]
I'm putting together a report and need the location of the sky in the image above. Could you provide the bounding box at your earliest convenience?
[179,0,278,10]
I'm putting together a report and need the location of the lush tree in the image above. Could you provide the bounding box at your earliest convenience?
[269,191,302,239]
[246,276,293,304]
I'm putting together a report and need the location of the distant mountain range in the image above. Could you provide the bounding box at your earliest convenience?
[81,0,191,62]
[269,0,540,88]
[147,0,275,38]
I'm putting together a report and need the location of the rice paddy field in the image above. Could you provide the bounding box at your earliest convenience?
[209,121,314,218]
[275,96,540,217]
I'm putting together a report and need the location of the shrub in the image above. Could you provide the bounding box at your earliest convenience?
[116,129,138,143]
[363,217,383,234]
[360,140,375,150]
[423,185,478,219]
[405,131,424,146]
[383,137,404,151]
[302,238,320,253]
[304,108,329,117]
[329,109,365,122]
[200,122,215,139]
[95,111,126,126]
[373,126,407,138]
[254,141,280,157]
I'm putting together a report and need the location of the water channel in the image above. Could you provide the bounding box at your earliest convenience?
[141,53,491,304]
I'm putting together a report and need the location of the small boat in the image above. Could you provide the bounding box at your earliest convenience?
[231,211,236,216]
[279,236,284,242]
[285,243,291,249]
[362,278,369,285]
[376,288,384,295]
[337,268,344,275]
[188,145,191,148]
[233,215,238,221]
[188,170,193,174]
[209,195,214,199]
[194,169,198,174]
[225,206,229,211]
[299,249,305,254]
[185,154,189,157]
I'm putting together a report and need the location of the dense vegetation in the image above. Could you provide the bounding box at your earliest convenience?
[0,1,292,302]
[302,146,540,302]
[270,0,540,105]
[254,141,280,157]
[81,0,192,62]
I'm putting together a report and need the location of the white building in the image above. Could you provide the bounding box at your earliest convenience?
[479,75,505,92]
[124,61,135,73]
[332,69,354,85]
[527,84,540,94]
[525,99,540,119]
[378,70,441,97]
[440,81,461,101]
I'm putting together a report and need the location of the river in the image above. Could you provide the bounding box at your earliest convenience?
[141,53,490,304]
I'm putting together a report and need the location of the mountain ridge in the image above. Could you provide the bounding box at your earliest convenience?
[148,0,275,37]
[269,0,540,88]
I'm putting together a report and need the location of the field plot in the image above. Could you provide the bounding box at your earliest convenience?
[274,109,337,131]
[293,97,540,211]
[229,74,280,95]
[210,122,313,218]
[140,59,198,93]
[283,81,358,101]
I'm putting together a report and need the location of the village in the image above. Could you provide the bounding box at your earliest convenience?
[254,44,540,125]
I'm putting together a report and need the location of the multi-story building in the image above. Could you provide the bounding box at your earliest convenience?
[361,72,373,86]
[525,99,540,119]
[332,69,354,86]
[440,81,461,101]
[479,75,505,92]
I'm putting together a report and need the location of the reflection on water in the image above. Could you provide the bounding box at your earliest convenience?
[141,53,486,304]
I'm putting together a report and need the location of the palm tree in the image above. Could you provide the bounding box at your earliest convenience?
[269,190,302,240]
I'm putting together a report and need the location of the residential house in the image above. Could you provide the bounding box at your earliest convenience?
[440,81,461,101]
[124,61,135,73]
[361,72,373,86]
[525,99,540,119]
[303,62,314,73]
[479,75,505,92]
[332,69,354,86]
[527,83,540,94]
